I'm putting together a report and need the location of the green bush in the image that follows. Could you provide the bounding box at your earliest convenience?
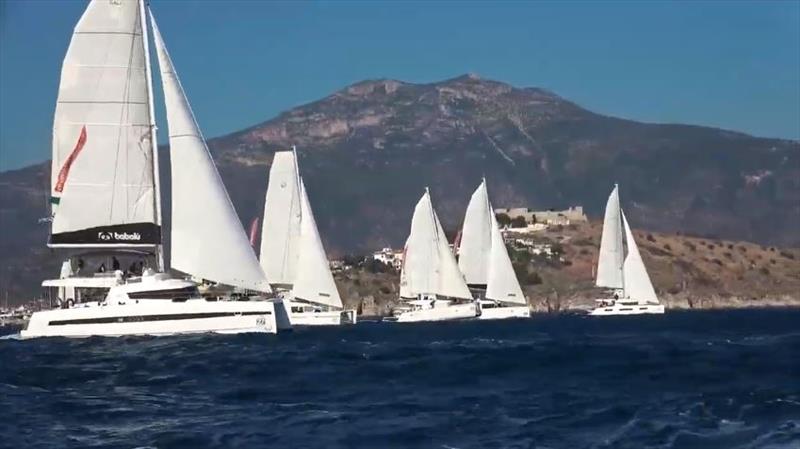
[510,216,528,228]
[495,213,512,227]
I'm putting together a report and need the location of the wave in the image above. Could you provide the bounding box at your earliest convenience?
[1,308,798,448]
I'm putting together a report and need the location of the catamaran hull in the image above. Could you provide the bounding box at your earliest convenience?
[19,299,278,338]
[290,310,341,326]
[478,306,531,320]
[589,303,665,316]
[289,309,358,326]
[390,302,478,323]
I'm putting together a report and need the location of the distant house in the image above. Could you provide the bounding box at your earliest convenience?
[329,259,347,272]
[372,248,404,270]
[495,206,587,226]
[513,239,554,257]
[501,222,549,235]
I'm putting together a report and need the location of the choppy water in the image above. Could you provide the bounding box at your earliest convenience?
[1,309,798,449]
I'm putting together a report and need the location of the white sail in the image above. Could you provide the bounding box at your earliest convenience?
[50,0,159,246]
[400,189,472,300]
[458,179,492,285]
[486,213,526,304]
[292,179,343,309]
[151,13,270,293]
[259,151,301,285]
[399,192,436,298]
[622,211,659,304]
[596,185,624,289]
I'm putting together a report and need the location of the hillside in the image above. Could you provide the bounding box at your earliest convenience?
[1,74,799,302]
[334,221,800,315]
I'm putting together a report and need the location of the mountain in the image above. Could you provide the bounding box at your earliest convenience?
[1,74,798,301]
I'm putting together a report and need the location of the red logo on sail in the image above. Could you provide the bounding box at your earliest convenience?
[54,126,87,193]
[249,216,260,248]
[453,229,462,256]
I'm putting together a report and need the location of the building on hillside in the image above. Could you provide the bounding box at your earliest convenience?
[501,223,549,235]
[372,248,404,270]
[329,259,347,272]
[494,206,587,226]
[511,238,555,257]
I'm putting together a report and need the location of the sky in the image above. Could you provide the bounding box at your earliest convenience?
[1,0,798,171]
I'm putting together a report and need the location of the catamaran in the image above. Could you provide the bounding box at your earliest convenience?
[259,150,356,326]
[590,184,665,316]
[21,0,281,338]
[388,188,478,322]
[458,179,530,319]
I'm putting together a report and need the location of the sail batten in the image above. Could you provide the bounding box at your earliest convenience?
[50,0,159,247]
[150,10,270,293]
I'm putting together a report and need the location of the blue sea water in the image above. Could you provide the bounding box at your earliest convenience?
[1,309,798,449]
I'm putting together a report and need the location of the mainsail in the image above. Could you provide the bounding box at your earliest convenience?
[596,185,624,289]
[259,151,301,285]
[151,12,271,293]
[400,189,472,300]
[458,179,492,286]
[50,0,160,246]
[621,210,659,304]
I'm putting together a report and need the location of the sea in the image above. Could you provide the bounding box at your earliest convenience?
[1,308,798,449]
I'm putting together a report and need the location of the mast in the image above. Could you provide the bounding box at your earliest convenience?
[616,183,625,297]
[140,0,164,271]
[292,145,302,198]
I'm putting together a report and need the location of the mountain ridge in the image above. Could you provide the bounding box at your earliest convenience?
[1,74,798,301]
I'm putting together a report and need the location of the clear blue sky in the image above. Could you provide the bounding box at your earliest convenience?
[1,0,798,171]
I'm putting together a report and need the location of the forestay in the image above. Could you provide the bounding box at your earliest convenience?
[151,12,271,293]
[50,0,160,246]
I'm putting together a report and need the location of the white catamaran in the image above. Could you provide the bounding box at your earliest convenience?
[259,150,356,326]
[22,0,280,338]
[590,184,665,316]
[388,188,478,322]
[458,179,530,319]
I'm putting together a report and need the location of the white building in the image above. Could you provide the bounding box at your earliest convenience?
[495,206,587,226]
[372,248,404,270]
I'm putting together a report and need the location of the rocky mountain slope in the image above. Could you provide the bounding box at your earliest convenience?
[1,74,798,301]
